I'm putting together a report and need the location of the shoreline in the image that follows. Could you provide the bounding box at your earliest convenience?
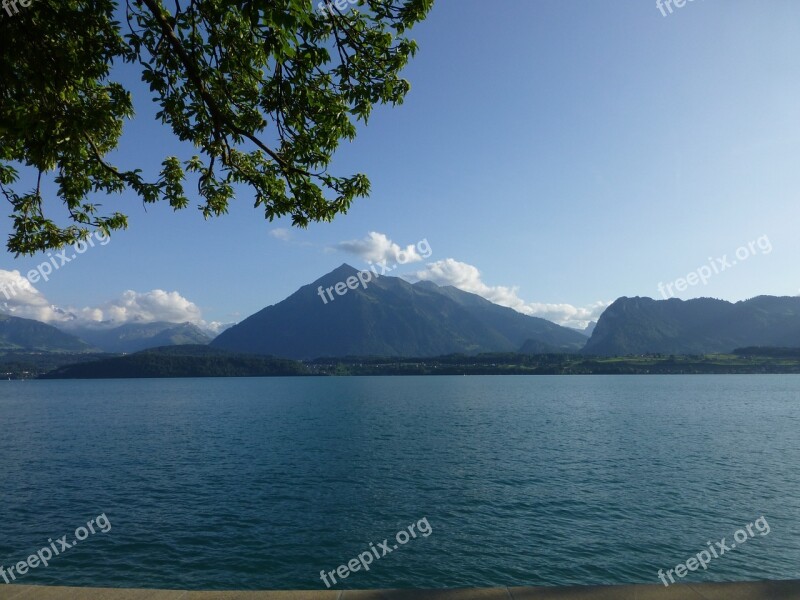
[2,580,800,599]
[7,348,800,379]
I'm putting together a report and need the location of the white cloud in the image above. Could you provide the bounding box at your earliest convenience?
[269,228,292,241]
[410,259,610,329]
[335,231,426,266]
[0,269,64,322]
[80,289,204,325]
[202,321,235,335]
[522,301,610,329]
[3,256,606,334]
[1,269,228,334]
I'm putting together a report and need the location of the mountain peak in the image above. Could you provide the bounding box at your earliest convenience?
[584,295,800,355]
[213,266,587,359]
[306,263,364,290]
[334,262,359,274]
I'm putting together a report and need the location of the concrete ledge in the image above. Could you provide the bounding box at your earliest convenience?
[1,580,799,600]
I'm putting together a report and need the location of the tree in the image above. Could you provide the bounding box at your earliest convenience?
[0,0,432,255]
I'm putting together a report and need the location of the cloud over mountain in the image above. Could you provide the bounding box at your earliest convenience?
[81,290,204,324]
[0,269,62,322]
[334,231,427,265]
[1,269,226,334]
[410,259,610,329]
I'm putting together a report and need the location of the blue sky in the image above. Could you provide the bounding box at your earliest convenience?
[2,0,799,331]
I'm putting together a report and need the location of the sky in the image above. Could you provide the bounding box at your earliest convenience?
[2,0,800,332]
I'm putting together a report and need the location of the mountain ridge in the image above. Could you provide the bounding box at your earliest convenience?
[58,321,211,353]
[211,264,587,359]
[0,312,94,352]
[583,295,800,355]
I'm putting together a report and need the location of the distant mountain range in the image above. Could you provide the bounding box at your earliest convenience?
[584,295,800,355]
[211,264,588,359]
[58,321,211,353]
[0,313,91,352]
[4,266,800,362]
[0,313,211,354]
[569,321,597,337]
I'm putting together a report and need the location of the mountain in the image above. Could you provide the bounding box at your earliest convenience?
[211,264,587,359]
[42,345,307,379]
[518,338,563,354]
[569,321,597,337]
[0,313,93,352]
[583,296,800,355]
[63,321,211,353]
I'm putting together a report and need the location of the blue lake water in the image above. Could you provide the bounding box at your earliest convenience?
[1,375,799,590]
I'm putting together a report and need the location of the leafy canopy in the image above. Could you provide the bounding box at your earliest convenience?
[0,0,432,255]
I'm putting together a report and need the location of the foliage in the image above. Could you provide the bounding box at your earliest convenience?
[0,0,432,254]
[308,352,800,375]
[41,345,309,378]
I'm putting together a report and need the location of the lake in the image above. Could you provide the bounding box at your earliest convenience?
[1,375,798,590]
